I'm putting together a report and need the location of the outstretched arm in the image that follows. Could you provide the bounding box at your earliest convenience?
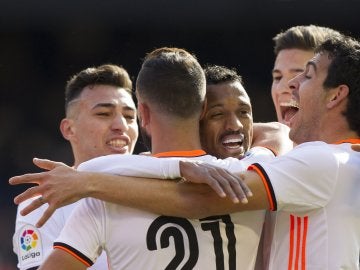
[9,157,253,227]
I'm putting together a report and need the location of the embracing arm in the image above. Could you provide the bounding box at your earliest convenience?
[10,170,268,224]
[9,157,252,226]
[81,160,269,218]
[172,161,271,217]
[74,165,269,219]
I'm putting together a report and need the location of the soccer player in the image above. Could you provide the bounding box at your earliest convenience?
[149,35,360,269]
[271,25,342,126]
[21,35,360,269]
[256,25,343,269]
[200,65,291,160]
[31,48,276,269]
[9,64,288,269]
[12,64,138,270]
[9,64,291,223]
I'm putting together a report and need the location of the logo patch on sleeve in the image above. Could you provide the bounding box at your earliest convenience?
[18,225,43,268]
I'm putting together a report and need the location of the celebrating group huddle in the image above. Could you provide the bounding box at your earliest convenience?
[10,25,360,270]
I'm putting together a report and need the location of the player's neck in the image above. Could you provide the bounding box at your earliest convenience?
[319,117,359,143]
[150,123,203,155]
[319,129,359,144]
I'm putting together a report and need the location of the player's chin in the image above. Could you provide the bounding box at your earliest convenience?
[221,146,244,159]
[108,147,129,155]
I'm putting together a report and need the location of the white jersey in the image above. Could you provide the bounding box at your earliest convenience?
[55,148,274,270]
[13,199,108,270]
[249,140,360,270]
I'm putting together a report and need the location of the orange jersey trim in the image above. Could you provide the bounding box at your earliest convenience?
[288,215,295,270]
[247,163,277,211]
[301,216,308,270]
[333,138,360,144]
[287,215,309,270]
[153,149,206,158]
[54,243,92,267]
[295,217,302,270]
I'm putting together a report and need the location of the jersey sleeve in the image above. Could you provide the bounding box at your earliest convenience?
[77,154,181,179]
[54,198,105,267]
[249,142,339,212]
[13,198,67,270]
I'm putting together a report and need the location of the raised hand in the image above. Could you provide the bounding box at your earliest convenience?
[9,158,89,227]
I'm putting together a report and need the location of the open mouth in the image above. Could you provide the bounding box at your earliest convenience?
[221,134,244,150]
[107,139,129,152]
[280,100,299,123]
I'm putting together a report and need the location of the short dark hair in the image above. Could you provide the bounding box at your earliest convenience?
[273,25,342,55]
[136,47,206,118]
[204,65,243,85]
[315,35,360,136]
[65,64,132,111]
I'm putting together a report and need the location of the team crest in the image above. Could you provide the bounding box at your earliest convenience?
[18,225,43,268]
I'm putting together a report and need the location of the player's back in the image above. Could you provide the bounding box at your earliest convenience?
[56,148,274,270]
[96,200,265,270]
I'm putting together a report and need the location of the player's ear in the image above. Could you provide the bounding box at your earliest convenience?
[138,102,150,128]
[326,84,349,109]
[199,98,207,120]
[60,118,75,141]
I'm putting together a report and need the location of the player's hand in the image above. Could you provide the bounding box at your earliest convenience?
[351,144,360,152]
[179,160,252,204]
[9,158,87,227]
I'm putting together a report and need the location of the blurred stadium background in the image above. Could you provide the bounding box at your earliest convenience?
[1,0,359,268]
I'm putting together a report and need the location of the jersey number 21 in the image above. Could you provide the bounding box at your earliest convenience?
[147,215,236,270]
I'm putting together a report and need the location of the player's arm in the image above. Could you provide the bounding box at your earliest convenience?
[82,166,269,218]
[171,161,271,217]
[51,164,268,219]
[38,249,86,270]
[9,157,251,226]
[252,122,293,155]
[11,170,268,223]
[68,160,269,218]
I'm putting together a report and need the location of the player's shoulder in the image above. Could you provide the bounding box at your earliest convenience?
[292,141,343,157]
[78,153,156,171]
[295,140,329,149]
[278,141,342,169]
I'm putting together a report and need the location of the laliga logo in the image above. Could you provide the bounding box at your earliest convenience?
[21,229,38,251]
[20,229,41,261]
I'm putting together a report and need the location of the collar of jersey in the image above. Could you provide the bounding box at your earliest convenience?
[152,149,206,158]
[333,138,360,144]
